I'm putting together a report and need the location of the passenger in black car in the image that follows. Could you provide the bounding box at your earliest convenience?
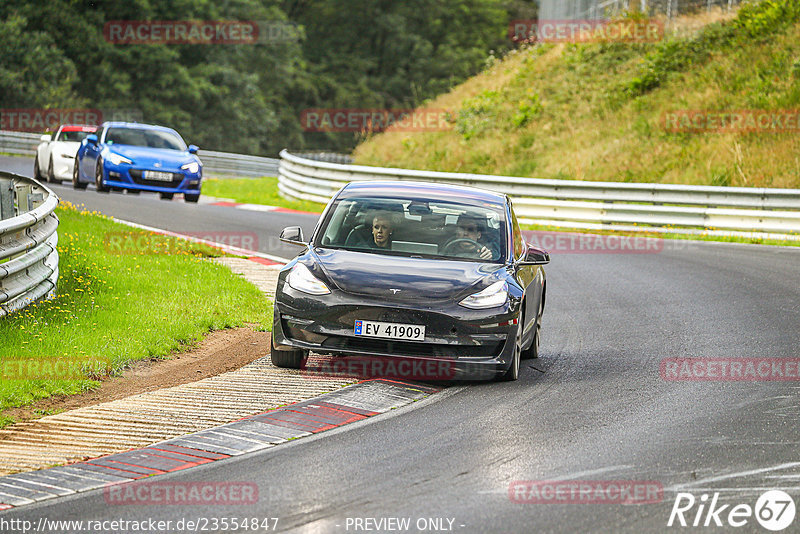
[345,210,397,250]
[371,211,394,249]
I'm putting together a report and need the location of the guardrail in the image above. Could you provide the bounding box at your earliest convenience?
[292,152,354,165]
[0,130,278,178]
[0,130,39,156]
[278,150,800,239]
[0,172,59,317]
[199,150,279,178]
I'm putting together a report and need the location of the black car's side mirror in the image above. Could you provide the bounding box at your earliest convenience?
[519,244,550,265]
[86,134,98,145]
[280,226,306,246]
[188,144,199,154]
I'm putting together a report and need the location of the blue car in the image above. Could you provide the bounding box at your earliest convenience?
[73,122,203,202]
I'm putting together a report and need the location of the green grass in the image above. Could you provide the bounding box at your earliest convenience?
[354,1,800,189]
[203,176,325,213]
[0,202,273,428]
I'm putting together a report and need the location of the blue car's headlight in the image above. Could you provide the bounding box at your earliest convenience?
[181,162,200,174]
[107,153,132,166]
[459,280,508,309]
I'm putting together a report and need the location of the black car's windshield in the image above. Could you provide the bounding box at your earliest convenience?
[104,127,186,150]
[316,196,507,262]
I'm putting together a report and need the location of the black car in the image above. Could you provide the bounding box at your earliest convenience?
[271,181,549,381]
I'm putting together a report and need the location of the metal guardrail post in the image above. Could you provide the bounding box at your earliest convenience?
[28,193,44,209]
[16,183,32,214]
[0,179,13,220]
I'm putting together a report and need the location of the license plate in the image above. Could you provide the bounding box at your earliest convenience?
[144,170,173,181]
[354,320,425,341]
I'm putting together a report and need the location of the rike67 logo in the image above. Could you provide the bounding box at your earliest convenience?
[668,490,796,531]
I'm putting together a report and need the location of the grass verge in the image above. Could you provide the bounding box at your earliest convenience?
[203,176,325,213]
[0,202,273,428]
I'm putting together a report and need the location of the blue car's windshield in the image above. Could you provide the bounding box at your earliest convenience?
[317,196,507,263]
[104,127,186,151]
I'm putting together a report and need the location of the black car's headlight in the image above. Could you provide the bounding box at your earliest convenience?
[459,280,508,309]
[287,263,331,295]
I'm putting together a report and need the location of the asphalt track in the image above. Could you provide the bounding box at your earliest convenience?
[0,155,318,260]
[2,153,800,532]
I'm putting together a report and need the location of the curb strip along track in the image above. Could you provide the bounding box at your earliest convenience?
[0,379,440,509]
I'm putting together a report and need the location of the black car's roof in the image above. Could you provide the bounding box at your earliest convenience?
[338,181,508,207]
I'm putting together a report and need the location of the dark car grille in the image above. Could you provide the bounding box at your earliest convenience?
[130,169,183,187]
[320,335,504,358]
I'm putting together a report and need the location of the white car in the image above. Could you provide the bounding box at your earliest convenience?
[34,125,97,183]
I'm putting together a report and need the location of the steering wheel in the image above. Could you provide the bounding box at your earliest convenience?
[442,238,483,256]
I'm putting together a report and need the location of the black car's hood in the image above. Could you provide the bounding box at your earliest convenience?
[310,248,505,302]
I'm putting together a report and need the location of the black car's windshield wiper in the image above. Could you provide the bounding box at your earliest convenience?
[317,245,501,263]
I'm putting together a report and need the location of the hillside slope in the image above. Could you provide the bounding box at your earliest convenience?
[354,1,800,188]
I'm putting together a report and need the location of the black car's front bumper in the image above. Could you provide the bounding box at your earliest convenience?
[272,278,522,381]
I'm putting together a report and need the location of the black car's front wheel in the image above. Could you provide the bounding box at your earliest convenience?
[522,326,540,360]
[270,336,307,369]
[159,192,174,200]
[184,193,200,203]
[522,305,542,360]
[95,159,109,193]
[499,322,521,381]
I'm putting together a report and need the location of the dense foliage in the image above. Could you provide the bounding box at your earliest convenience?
[354,0,800,189]
[0,0,535,155]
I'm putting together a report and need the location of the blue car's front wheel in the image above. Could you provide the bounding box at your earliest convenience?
[72,158,87,190]
[95,158,110,193]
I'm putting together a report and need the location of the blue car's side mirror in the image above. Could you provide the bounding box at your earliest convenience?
[86,134,98,145]
[188,145,199,154]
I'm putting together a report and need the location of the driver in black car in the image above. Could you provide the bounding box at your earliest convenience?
[444,214,499,260]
